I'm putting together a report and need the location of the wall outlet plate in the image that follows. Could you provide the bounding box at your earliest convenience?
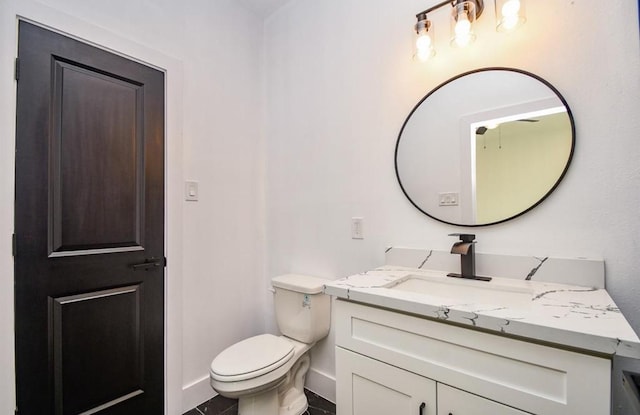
[439,192,459,206]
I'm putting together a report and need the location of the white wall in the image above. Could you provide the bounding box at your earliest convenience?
[264,0,640,400]
[0,0,266,413]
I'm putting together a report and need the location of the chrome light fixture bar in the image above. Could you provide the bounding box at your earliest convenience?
[414,0,525,61]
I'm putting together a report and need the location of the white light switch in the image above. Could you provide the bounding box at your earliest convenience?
[185,181,199,201]
[351,217,364,239]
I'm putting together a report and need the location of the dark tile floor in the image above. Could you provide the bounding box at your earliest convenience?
[183,389,336,415]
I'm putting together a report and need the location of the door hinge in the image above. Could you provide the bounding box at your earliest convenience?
[12,233,16,257]
[14,57,20,81]
[163,256,167,267]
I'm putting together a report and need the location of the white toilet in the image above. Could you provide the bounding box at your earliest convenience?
[209,274,331,415]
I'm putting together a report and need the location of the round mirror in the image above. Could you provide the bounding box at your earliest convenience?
[395,68,575,226]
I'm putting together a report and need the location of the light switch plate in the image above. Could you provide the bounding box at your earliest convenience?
[351,217,364,239]
[185,181,199,201]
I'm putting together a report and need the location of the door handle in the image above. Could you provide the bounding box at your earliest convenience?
[419,402,426,415]
[130,257,165,271]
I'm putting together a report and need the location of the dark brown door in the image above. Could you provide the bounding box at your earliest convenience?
[15,21,165,414]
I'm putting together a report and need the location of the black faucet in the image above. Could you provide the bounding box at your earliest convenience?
[447,233,492,282]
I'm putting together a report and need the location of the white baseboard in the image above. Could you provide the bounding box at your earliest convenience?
[182,375,216,413]
[305,367,336,403]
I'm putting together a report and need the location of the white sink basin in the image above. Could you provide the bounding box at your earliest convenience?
[390,274,533,308]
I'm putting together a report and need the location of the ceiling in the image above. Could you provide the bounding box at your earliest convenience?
[238,0,292,18]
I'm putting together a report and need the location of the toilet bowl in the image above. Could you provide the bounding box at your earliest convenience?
[209,274,331,415]
[210,334,312,415]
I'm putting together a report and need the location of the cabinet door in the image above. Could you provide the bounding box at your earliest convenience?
[437,383,531,415]
[336,347,436,415]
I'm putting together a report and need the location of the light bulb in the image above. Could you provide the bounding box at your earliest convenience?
[416,33,432,50]
[414,15,435,61]
[452,8,474,47]
[501,14,519,30]
[455,34,471,47]
[496,0,526,32]
[455,13,471,37]
[416,49,433,62]
[501,0,521,17]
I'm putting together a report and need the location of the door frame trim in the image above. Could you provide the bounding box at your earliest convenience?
[1,3,184,413]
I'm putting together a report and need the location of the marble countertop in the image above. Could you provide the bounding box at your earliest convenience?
[324,266,640,359]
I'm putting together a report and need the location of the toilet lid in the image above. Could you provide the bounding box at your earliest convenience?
[210,334,295,382]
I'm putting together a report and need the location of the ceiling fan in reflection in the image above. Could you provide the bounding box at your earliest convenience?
[475,118,539,135]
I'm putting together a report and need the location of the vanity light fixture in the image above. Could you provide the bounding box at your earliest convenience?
[413,0,526,60]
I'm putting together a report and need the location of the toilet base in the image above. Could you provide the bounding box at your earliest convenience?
[236,353,311,415]
[278,388,308,415]
[238,388,279,415]
[237,390,308,415]
[277,353,310,415]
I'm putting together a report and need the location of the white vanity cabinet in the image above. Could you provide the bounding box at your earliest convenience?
[335,299,611,415]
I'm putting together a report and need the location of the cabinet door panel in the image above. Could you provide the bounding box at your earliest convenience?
[438,383,531,415]
[336,347,435,415]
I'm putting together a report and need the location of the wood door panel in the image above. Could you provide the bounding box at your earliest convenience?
[51,58,144,254]
[51,285,143,414]
[15,21,165,414]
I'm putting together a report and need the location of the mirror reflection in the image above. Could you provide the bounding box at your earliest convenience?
[395,68,574,226]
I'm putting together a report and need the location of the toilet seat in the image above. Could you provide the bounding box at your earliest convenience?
[210,334,294,382]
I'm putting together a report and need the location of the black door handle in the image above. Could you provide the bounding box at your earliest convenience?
[130,257,165,271]
[419,402,426,415]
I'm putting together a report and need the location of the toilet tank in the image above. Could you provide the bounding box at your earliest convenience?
[271,274,331,344]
